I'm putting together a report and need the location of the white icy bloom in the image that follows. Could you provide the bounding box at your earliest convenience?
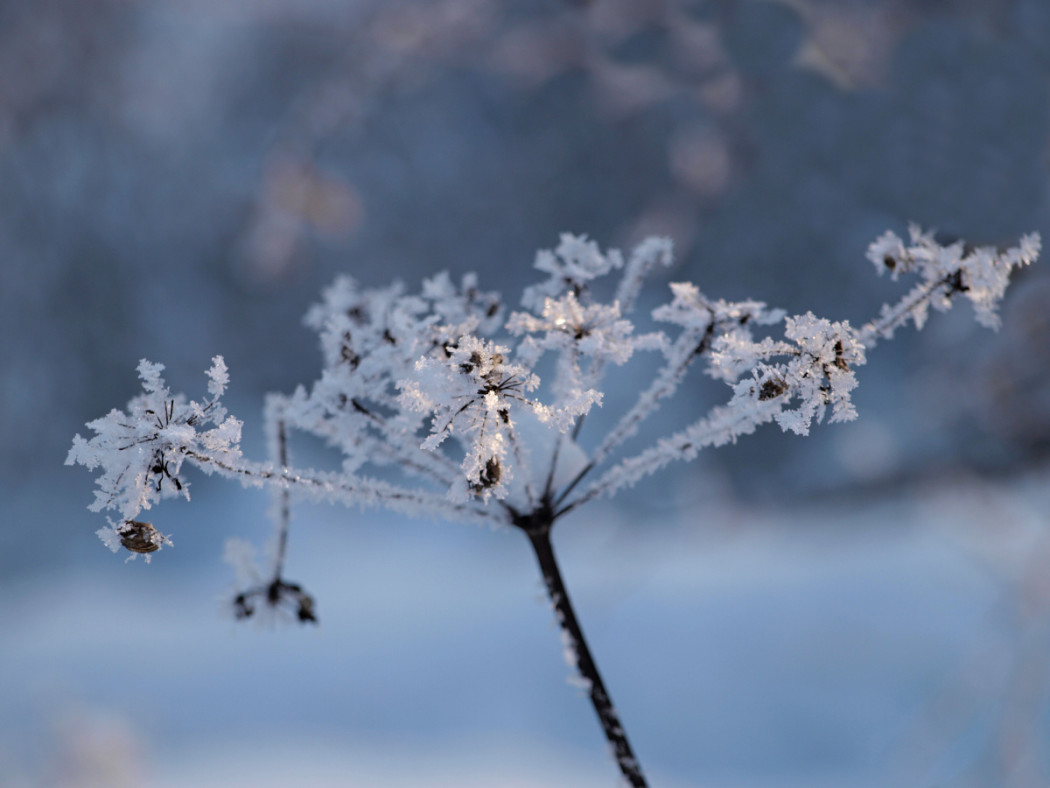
[863,225,1041,338]
[308,276,428,377]
[865,229,911,278]
[581,314,866,502]
[66,357,242,532]
[299,272,506,439]
[206,355,230,399]
[654,281,787,382]
[399,335,592,501]
[760,313,864,435]
[508,293,652,414]
[962,236,1041,329]
[421,270,504,336]
[707,312,863,438]
[509,293,664,366]
[522,234,625,311]
[653,281,784,332]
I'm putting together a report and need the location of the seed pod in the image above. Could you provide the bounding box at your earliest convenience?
[118,520,165,553]
[758,377,788,401]
[296,594,318,623]
[479,457,502,488]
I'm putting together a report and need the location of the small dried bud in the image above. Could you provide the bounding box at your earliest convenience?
[946,269,969,294]
[233,592,254,619]
[297,595,318,623]
[471,457,502,494]
[758,377,788,401]
[231,577,319,625]
[119,520,166,554]
[460,351,483,374]
[832,340,850,372]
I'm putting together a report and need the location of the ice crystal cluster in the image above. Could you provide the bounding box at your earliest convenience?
[69,225,1039,561]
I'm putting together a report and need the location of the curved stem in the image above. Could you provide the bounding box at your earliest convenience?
[523,522,648,787]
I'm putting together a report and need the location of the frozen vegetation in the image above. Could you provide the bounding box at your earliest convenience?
[68,226,1038,786]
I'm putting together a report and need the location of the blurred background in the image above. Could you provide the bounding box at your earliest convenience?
[3,0,1050,785]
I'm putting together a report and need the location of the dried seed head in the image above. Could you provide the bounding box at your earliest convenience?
[758,377,789,401]
[470,457,503,496]
[118,520,166,554]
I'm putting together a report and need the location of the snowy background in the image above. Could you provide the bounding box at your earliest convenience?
[3,0,1050,785]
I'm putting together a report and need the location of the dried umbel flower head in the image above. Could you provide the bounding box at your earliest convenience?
[234,578,318,624]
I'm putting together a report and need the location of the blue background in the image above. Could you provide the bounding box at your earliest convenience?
[3,1,1050,785]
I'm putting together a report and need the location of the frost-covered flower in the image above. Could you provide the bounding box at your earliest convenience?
[510,292,662,365]
[399,335,589,500]
[421,270,503,336]
[522,234,624,311]
[654,281,787,381]
[652,281,783,333]
[865,228,911,276]
[66,357,242,527]
[508,293,663,408]
[728,313,866,436]
[863,226,1041,337]
[306,276,426,380]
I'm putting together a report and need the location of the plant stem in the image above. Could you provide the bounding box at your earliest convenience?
[272,415,291,578]
[524,524,648,787]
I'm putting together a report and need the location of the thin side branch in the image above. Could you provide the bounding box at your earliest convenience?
[182,448,504,527]
[555,325,711,508]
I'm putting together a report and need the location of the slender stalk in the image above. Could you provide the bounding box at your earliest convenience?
[521,518,648,787]
[181,448,499,525]
[272,415,291,577]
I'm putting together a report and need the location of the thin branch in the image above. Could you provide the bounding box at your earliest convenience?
[858,275,952,348]
[182,449,505,527]
[506,422,538,508]
[554,325,710,509]
[271,414,292,577]
[313,395,463,486]
[559,397,783,517]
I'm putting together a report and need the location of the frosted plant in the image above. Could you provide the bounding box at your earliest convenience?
[68,226,1039,787]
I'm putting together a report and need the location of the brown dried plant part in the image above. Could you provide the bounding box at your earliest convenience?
[118,520,167,554]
